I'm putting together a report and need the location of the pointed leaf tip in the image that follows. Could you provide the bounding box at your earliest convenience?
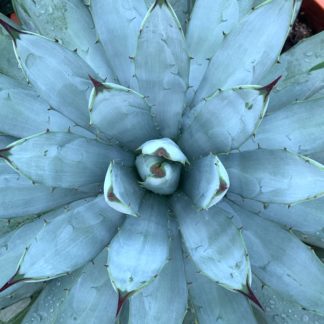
[88,75,103,89]
[153,0,167,7]
[0,280,14,293]
[238,283,264,311]
[0,272,22,293]
[116,291,132,317]
[260,76,282,96]
[0,19,23,40]
[0,146,11,162]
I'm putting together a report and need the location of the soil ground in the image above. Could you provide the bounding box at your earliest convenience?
[283,9,315,52]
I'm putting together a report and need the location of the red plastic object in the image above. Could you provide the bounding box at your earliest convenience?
[302,0,324,32]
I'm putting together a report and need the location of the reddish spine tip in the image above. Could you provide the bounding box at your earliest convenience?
[0,19,11,32]
[88,75,103,89]
[150,164,165,178]
[108,190,119,202]
[116,291,131,317]
[154,148,170,159]
[0,276,19,293]
[0,19,22,40]
[238,284,264,311]
[260,76,282,96]
[219,179,228,192]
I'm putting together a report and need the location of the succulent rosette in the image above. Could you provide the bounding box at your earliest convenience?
[0,0,324,323]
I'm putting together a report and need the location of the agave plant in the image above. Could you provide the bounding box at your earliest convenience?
[0,0,324,322]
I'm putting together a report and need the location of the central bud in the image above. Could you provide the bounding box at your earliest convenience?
[136,138,188,195]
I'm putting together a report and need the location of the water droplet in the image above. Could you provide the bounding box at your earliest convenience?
[305,51,313,57]
[31,313,43,323]
[302,315,309,322]
[269,299,275,305]
[273,314,281,323]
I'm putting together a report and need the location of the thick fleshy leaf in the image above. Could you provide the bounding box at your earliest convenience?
[135,155,164,180]
[1,132,133,189]
[15,196,122,280]
[179,85,269,158]
[182,154,229,209]
[194,0,293,104]
[221,149,324,204]
[0,209,57,288]
[140,161,181,195]
[0,298,32,322]
[23,250,118,323]
[135,0,189,138]
[0,300,31,322]
[247,98,324,155]
[0,75,93,139]
[0,73,28,91]
[104,162,145,217]
[108,194,169,293]
[266,68,324,114]
[4,25,97,128]
[0,161,96,219]
[0,215,39,237]
[243,0,301,17]
[185,258,257,324]
[167,0,191,31]
[89,82,159,150]
[129,219,187,324]
[187,0,238,62]
[186,0,239,101]
[265,32,324,112]
[227,193,324,249]
[172,193,251,291]
[145,0,192,32]
[251,0,302,25]
[138,138,188,164]
[12,0,113,80]
[253,275,324,324]
[91,0,147,87]
[135,154,182,195]
[0,282,43,310]
[0,23,25,82]
[230,203,324,315]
